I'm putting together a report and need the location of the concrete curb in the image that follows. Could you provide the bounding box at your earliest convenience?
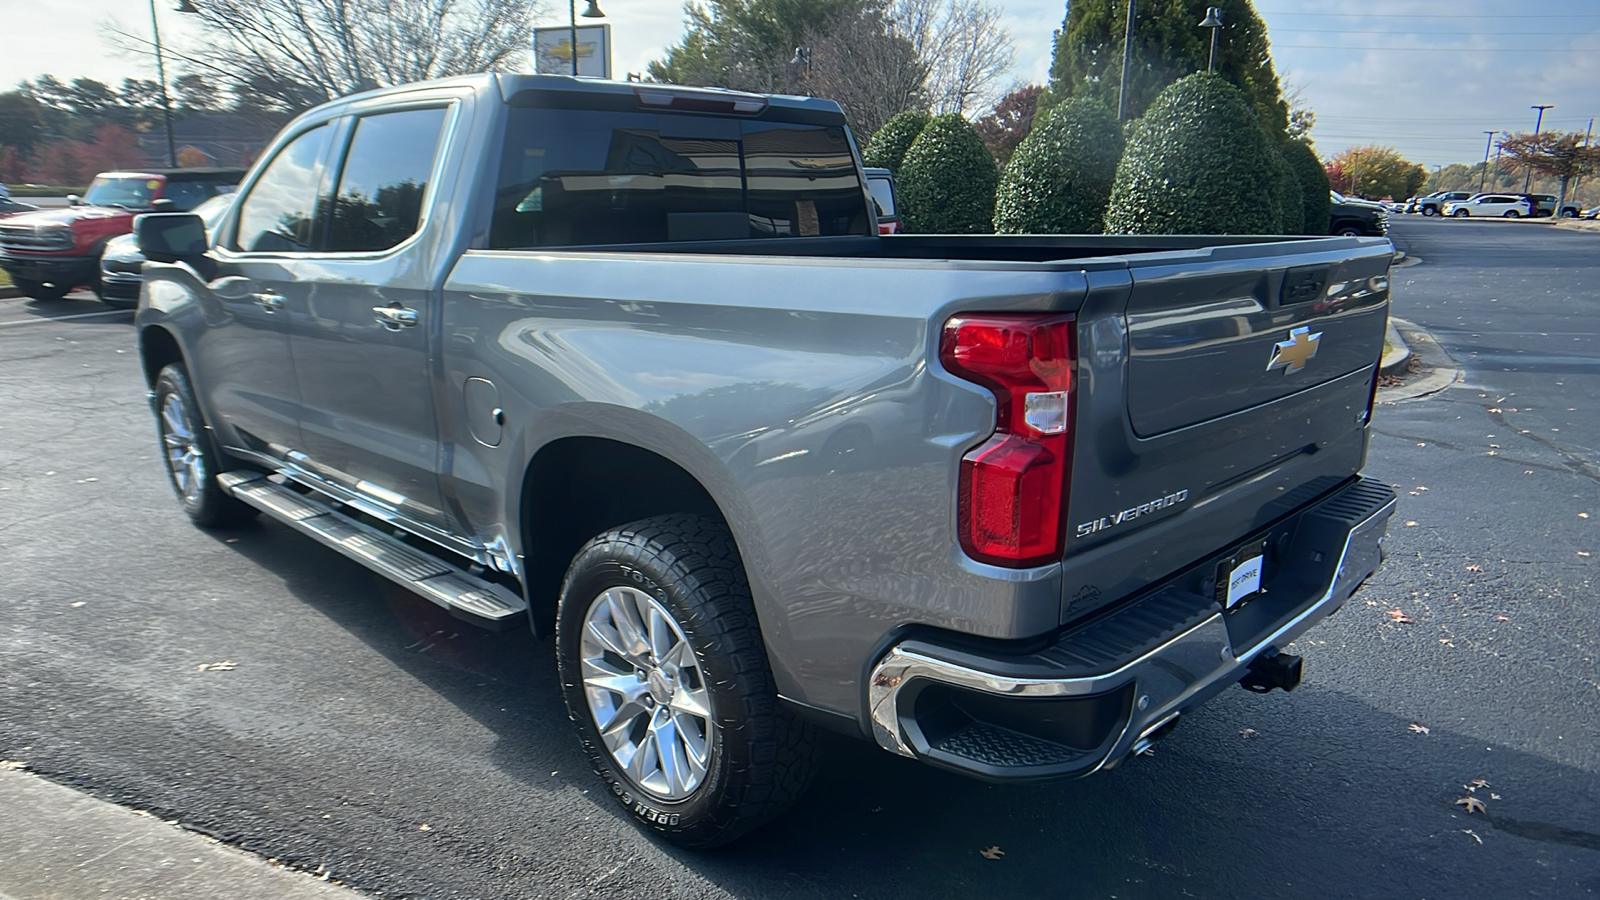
[0,767,367,899]
[1376,317,1461,405]
[1380,316,1411,376]
[0,286,21,300]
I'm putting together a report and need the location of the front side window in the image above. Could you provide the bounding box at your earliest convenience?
[233,124,333,253]
[491,108,869,249]
[324,107,449,253]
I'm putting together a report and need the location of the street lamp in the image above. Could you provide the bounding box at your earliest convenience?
[1199,6,1223,74]
[1526,104,1553,190]
[1480,131,1496,193]
[568,0,604,77]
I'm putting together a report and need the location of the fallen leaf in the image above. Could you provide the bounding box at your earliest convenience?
[1580,513,1590,519]
[196,661,237,672]
[1490,793,1502,801]
[1415,486,1428,492]
[1404,520,1418,527]
[1409,723,1431,734]
[1466,564,1482,573]
[1387,609,1415,624]
[979,846,1005,860]
[0,760,26,771]
[1439,638,1454,647]
[1467,778,1491,790]
[1455,795,1487,815]
[418,823,431,831]
[1580,552,1592,558]
[70,601,86,608]
[1494,615,1510,622]
[1462,829,1483,845]
[225,537,240,544]
[1240,728,1260,740]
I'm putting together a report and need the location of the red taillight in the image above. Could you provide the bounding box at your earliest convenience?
[940,314,1076,567]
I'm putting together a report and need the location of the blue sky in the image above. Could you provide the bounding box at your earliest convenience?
[3,0,1598,167]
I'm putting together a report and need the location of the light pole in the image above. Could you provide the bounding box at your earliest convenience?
[1525,104,1553,190]
[1199,7,1223,74]
[1117,0,1137,119]
[1480,131,1496,193]
[150,0,180,167]
[568,0,604,77]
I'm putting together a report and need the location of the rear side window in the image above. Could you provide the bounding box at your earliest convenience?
[324,107,450,253]
[492,108,869,249]
[234,124,333,252]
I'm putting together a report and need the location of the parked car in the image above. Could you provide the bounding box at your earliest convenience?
[135,74,1397,848]
[863,166,900,234]
[1525,194,1582,218]
[97,193,235,309]
[0,167,244,301]
[1444,194,1532,217]
[0,196,38,218]
[1583,205,1600,220]
[1329,190,1389,236]
[1414,191,1475,216]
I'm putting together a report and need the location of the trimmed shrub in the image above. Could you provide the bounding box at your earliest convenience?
[993,97,1124,234]
[1280,139,1331,235]
[1104,74,1281,235]
[1271,146,1304,235]
[897,114,999,234]
[862,109,931,173]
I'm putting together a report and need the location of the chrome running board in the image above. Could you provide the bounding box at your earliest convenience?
[217,471,528,631]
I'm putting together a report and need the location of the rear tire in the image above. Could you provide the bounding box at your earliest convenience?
[13,278,69,301]
[153,363,258,527]
[1503,210,1521,218]
[556,514,820,849]
[1452,209,1470,218]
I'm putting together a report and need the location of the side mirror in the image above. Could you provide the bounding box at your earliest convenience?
[67,194,82,206]
[136,213,208,263]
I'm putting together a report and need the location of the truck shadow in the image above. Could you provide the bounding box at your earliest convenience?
[205,521,1600,900]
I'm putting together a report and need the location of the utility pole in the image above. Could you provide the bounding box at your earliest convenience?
[1480,131,1496,193]
[1573,118,1595,201]
[1117,0,1137,120]
[149,0,177,167]
[1526,104,1553,191]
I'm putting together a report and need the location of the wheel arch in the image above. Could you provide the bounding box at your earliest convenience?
[139,324,186,388]
[516,435,743,634]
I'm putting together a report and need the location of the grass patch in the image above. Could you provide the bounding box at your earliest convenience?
[7,185,86,197]
[0,269,11,288]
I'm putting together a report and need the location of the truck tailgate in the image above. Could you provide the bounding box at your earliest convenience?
[1061,239,1392,622]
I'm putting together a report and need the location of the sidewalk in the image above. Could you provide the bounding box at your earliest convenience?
[0,767,364,900]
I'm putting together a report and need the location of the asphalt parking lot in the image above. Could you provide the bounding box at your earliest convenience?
[1,218,1596,899]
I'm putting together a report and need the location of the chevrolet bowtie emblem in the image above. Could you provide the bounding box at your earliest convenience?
[1267,326,1322,375]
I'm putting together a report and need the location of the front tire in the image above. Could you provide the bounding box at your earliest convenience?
[153,363,258,527]
[556,515,819,849]
[1452,209,1470,218]
[1421,206,1437,217]
[12,277,70,301]
[1503,210,1521,218]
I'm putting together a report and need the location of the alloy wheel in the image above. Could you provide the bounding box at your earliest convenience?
[160,394,206,506]
[579,585,713,800]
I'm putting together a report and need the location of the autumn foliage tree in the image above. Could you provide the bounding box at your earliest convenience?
[974,84,1044,166]
[1496,131,1600,211]
[1323,145,1425,201]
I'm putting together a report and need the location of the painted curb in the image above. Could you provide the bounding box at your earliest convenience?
[1380,317,1411,376]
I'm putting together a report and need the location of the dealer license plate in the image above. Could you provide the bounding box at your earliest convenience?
[1217,539,1268,610]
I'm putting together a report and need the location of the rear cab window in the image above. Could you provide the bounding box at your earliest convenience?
[491,106,871,249]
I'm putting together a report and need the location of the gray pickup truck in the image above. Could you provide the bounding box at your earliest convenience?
[134,74,1397,848]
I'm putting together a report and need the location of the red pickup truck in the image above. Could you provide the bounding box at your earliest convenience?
[0,168,242,301]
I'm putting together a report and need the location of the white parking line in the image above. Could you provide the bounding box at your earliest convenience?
[0,309,132,328]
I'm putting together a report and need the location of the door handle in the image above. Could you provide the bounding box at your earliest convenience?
[372,304,419,330]
[252,292,286,312]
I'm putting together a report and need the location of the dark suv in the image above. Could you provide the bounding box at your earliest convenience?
[1329,191,1389,237]
[1414,191,1474,217]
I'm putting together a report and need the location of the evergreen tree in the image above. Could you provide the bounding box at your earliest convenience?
[1048,0,1289,140]
[1271,146,1304,234]
[1279,139,1330,234]
[897,114,999,233]
[1104,73,1278,235]
[994,97,1124,234]
[863,109,931,172]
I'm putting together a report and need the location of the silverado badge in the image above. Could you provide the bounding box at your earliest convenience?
[1267,326,1322,375]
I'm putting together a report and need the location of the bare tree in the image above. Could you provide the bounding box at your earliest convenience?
[173,0,546,111]
[801,5,929,135]
[889,0,1013,115]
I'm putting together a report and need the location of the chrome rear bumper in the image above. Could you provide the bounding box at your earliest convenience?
[867,479,1397,780]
